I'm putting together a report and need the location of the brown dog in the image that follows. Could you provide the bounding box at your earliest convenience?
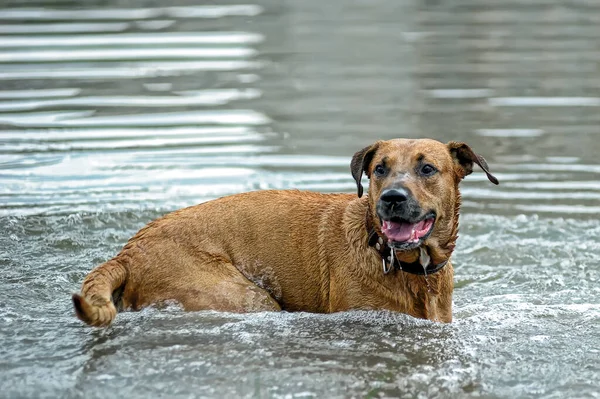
[73,138,498,327]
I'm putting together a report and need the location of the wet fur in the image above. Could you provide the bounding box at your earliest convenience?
[73,138,497,326]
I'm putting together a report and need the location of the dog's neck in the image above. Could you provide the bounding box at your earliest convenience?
[364,202,452,276]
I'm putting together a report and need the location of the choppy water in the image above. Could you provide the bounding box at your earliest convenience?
[1,1,599,398]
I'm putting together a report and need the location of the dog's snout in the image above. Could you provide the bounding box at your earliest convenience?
[377,187,421,221]
[380,189,409,206]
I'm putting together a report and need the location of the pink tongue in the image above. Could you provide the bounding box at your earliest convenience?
[381,219,433,243]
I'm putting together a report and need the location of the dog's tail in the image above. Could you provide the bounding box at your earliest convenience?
[72,259,127,327]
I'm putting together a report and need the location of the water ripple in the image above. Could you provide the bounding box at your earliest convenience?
[0,47,256,63]
[0,22,131,34]
[0,60,262,80]
[0,89,262,112]
[490,97,600,107]
[0,88,80,99]
[0,5,263,21]
[0,32,264,47]
[0,110,271,127]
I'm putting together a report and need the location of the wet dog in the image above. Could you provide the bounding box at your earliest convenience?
[73,138,498,326]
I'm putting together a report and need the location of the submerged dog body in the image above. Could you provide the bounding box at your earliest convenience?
[73,139,498,326]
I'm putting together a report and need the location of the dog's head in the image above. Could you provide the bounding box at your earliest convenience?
[351,138,498,261]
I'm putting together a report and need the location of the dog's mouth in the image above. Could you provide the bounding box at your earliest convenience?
[380,213,436,249]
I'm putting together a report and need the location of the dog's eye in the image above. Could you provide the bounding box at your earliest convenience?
[420,164,437,176]
[374,164,386,176]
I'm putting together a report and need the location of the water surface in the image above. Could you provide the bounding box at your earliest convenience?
[1,1,599,398]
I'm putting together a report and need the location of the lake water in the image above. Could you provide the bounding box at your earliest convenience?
[1,1,599,398]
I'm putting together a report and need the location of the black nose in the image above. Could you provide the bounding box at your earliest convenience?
[379,189,409,206]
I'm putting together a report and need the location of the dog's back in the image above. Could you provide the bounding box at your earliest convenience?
[74,190,359,326]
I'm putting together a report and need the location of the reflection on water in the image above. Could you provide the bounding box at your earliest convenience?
[1,0,599,398]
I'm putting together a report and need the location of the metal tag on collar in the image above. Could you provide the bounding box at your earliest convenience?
[382,257,392,274]
[383,244,395,274]
[419,247,431,276]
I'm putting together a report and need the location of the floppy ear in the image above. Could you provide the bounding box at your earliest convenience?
[446,141,499,185]
[350,142,380,197]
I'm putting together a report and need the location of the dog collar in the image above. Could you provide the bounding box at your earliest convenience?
[365,212,448,276]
